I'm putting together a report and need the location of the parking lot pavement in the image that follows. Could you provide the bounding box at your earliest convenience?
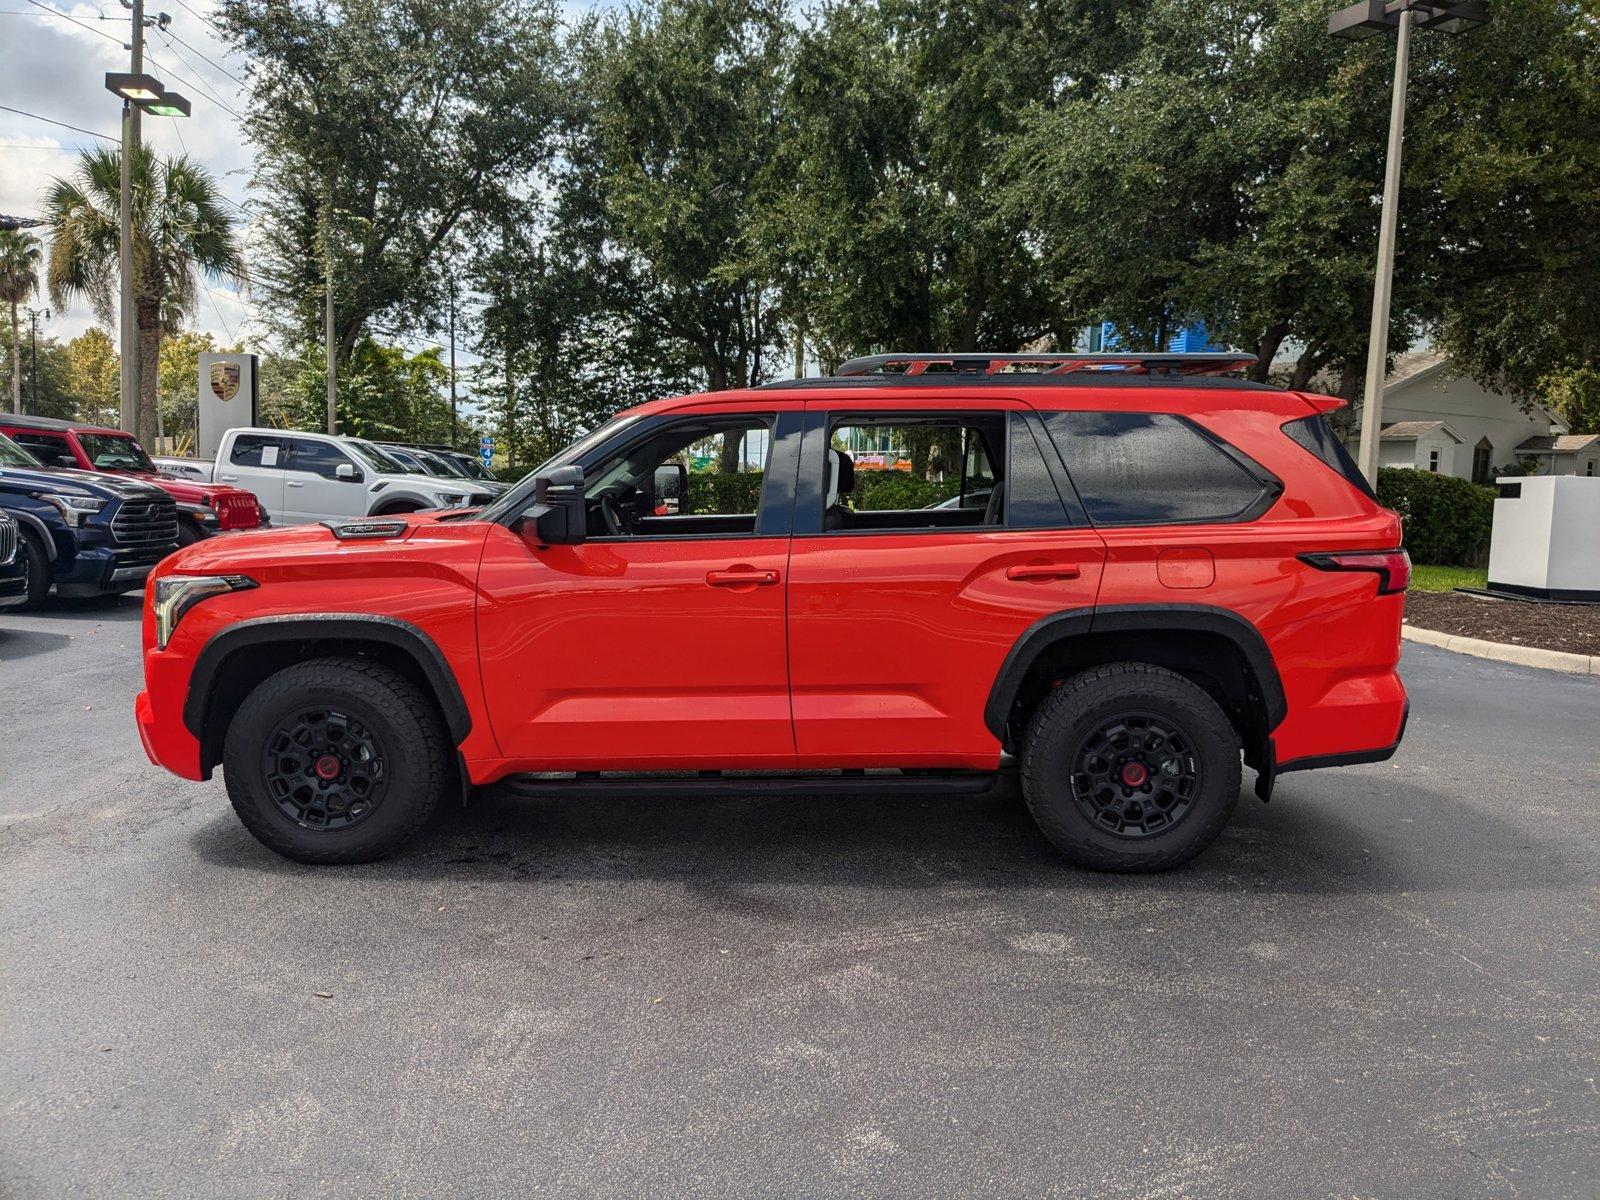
[2,597,1597,1199]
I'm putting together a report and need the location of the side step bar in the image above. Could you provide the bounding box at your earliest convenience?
[495,769,1006,799]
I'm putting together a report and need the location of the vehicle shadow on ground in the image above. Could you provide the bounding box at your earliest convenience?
[0,594,142,661]
[0,626,75,662]
[188,769,1575,899]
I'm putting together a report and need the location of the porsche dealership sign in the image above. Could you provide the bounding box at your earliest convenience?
[197,352,259,459]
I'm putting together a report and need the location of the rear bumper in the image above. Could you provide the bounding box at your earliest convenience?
[1277,699,1409,774]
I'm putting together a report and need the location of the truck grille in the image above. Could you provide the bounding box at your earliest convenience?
[0,516,15,566]
[111,496,179,546]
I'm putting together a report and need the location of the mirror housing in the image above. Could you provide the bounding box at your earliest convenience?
[523,464,586,545]
[650,461,689,515]
[335,462,359,481]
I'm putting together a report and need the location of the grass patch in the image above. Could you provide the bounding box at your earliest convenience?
[1411,565,1488,592]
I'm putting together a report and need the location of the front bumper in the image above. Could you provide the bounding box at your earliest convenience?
[0,559,27,607]
[55,541,175,597]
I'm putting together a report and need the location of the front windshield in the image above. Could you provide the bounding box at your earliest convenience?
[454,454,496,481]
[479,412,640,523]
[344,438,409,474]
[421,450,471,479]
[0,432,42,469]
[80,432,155,471]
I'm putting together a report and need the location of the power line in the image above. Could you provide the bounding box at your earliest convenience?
[145,42,243,118]
[22,0,125,44]
[0,104,118,142]
[169,0,222,37]
[163,25,242,84]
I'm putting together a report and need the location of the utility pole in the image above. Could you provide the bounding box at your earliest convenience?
[26,307,48,414]
[1354,5,1413,485]
[448,273,458,446]
[324,160,338,434]
[117,0,145,434]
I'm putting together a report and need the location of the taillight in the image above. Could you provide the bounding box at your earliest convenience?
[1299,549,1411,594]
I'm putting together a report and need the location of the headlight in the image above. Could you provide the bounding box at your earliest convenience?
[435,492,466,507]
[153,574,257,649]
[38,493,106,527]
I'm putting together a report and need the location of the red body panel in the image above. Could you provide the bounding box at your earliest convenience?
[135,378,1409,789]
[0,419,262,530]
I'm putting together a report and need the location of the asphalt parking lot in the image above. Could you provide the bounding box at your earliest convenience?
[2,595,1598,1199]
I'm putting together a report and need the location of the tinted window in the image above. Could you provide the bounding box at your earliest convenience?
[1044,411,1273,525]
[10,432,76,467]
[289,438,358,481]
[229,434,285,468]
[1282,414,1375,499]
[1006,414,1073,528]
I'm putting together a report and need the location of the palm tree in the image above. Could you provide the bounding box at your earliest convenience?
[0,230,41,415]
[43,145,241,443]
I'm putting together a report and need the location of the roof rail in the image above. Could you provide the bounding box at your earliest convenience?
[834,351,1258,379]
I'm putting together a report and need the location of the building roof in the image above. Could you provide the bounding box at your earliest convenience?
[1380,420,1461,442]
[1384,351,1452,392]
[1515,433,1600,454]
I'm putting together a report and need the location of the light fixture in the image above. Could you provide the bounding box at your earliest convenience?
[1417,0,1490,32]
[104,71,165,102]
[141,92,191,118]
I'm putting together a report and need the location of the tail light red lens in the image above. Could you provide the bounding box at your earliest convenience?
[1299,549,1411,594]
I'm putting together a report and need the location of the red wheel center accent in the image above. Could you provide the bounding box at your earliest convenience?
[1120,762,1149,787]
[314,754,342,780]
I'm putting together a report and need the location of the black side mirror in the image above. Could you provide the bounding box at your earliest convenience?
[650,461,689,515]
[524,464,585,545]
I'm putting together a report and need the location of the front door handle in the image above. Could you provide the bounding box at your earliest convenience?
[1006,562,1082,582]
[707,567,781,588]
[219,474,238,482]
[286,480,304,488]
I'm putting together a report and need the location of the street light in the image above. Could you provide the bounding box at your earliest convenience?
[1330,0,1491,484]
[104,56,190,437]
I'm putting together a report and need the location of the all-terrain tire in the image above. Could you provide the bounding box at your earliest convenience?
[1020,663,1242,872]
[223,656,450,864]
[14,529,51,611]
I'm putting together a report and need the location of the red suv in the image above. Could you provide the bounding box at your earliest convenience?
[135,352,1409,871]
[1,415,263,542]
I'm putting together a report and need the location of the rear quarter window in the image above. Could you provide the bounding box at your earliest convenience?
[1042,410,1277,526]
[1281,414,1376,499]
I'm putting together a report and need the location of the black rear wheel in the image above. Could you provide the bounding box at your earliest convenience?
[224,656,450,864]
[1021,663,1241,872]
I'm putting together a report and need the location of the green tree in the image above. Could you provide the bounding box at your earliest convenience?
[0,230,41,415]
[219,0,563,377]
[64,326,121,428]
[43,145,242,445]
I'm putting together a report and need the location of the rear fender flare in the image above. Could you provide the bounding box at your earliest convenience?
[983,603,1287,741]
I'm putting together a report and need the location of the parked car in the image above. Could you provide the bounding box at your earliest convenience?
[150,427,497,525]
[136,351,1409,870]
[0,508,28,609]
[0,431,179,610]
[0,414,264,544]
[373,442,510,496]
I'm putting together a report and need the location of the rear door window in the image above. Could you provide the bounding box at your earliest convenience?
[1042,411,1277,525]
[229,434,286,468]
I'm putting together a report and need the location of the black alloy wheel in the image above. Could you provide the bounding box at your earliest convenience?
[1069,711,1201,838]
[262,706,389,830]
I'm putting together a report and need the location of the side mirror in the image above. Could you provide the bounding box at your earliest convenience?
[523,464,586,545]
[651,462,689,515]
[335,462,360,481]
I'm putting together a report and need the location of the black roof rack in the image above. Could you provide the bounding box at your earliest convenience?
[833,351,1257,379]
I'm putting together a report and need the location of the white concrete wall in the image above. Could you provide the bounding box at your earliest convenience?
[1488,476,1600,593]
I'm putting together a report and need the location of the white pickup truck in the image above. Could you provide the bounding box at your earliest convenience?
[153,427,497,525]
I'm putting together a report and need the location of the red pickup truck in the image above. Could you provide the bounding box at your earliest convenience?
[0,414,263,543]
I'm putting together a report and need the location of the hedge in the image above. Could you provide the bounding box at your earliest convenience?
[688,471,765,515]
[1376,467,1495,567]
[683,469,963,516]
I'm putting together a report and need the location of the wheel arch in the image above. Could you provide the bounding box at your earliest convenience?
[10,509,58,560]
[183,614,472,776]
[370,493,429,515]
[985,604,1287,765]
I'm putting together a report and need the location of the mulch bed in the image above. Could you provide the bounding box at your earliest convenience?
[1405,590,1600,657]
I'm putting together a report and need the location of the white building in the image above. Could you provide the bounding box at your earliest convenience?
[1353,352,1569,483]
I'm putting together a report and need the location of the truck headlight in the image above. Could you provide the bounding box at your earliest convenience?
[38,493,106,527]
[435,492,466,507]
[153,574,257,649]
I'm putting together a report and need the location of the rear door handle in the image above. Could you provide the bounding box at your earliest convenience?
[707,568,781,587]
[1006,563,1082,581]
[286,481,304,488]
[219,474,237,482]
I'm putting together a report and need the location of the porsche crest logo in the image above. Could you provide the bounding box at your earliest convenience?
[209,361,241,403]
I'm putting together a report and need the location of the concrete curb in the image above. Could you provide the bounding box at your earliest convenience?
[1402,624,1600,675]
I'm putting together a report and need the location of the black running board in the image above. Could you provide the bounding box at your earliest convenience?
[495,769,1005,799]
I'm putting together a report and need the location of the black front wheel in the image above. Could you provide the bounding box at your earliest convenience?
[223,656,450,864]
[1020,663,1242,872]
[13,530,51,612]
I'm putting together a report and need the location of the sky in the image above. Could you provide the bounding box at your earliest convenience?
[0,0,605,371]
[1,0,256,347]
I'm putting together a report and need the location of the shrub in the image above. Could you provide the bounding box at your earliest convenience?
[1376,467,1495,567]
[853,472,960,511]
[688,471,764,515]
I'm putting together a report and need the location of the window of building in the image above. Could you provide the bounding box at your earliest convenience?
[1427,449,1440,472]
[1471,438,1493,484]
